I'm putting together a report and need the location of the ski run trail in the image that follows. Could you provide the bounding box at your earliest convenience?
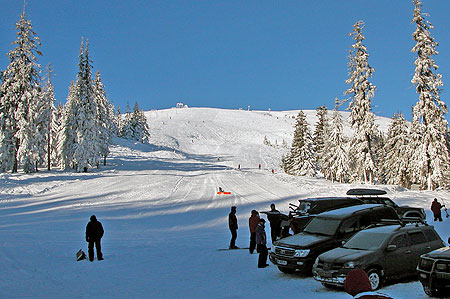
[0,107,449,298]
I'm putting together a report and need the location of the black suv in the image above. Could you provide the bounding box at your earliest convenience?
[417,246,450,297]
[313,223,444,290]
[269,204,400,274]
[288,197,364,233]
[346,188,426,220]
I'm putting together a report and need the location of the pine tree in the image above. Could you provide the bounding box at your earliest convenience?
[93,70,114,166]
[313,105,330,171]
[282,110,317,177]
[59,81,78,169]
[36,64,56,171]
[343,21,378,184]
[321,100,350,183]
[0,8,42,173]
[120,102,150,143]
[410,0,449,190]
[72,39,99,172]
[51,102,63,167]
[383,113,411,187]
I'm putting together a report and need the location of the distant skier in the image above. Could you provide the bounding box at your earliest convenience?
[218,187,224,193]
[431,198,443,222]
[258,164,261,170]
[267,203,281,242]
[256,218,269,268]
[85,215,104,262]
[248,210,260,254]
[228,206,239,249]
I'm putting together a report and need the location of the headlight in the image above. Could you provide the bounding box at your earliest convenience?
[343,261,359,269]
[294,249,310,257]
[435,263,448,271]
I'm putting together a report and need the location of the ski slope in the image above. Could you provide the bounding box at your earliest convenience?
[0,107,449,298]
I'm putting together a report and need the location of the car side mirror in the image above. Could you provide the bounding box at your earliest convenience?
[386,244,397,252]
[341,240,346,246]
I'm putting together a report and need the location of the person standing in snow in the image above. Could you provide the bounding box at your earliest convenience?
[248,210,260,254]
[267,203,281,243]
[344,268,393,298]
[431,198,443,222]
[85,215,104,262]
[228,206,239,249]
[256,218,269,268]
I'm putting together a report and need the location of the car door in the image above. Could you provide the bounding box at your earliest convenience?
[383,233,411,278]
[407,230,431,273]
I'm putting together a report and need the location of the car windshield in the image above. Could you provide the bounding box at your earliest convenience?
[343,232,389,250]
[303,217,341,236]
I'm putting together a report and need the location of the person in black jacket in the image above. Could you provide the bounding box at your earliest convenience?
[256,218,269,268]
[228,206,239,249]
[86,215,104,261]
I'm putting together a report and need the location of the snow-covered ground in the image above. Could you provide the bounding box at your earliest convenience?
[0,107,449,298]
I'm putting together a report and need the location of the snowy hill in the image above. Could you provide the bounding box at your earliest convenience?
[0,107,448,298]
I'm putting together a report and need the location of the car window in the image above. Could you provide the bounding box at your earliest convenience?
[359,213,373,229]
[423,229,440,242]
[339,217,359,235]
[374,208,398,221]
[409,231,427,245]
[389,234,408,248]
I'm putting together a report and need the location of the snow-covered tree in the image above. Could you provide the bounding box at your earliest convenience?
[120,102,150,143]
[343,20,378,184]
[51,102,63,167]
[72,39,99,172]
[410,0,450,190]
[313,105,330,171]
[35,64,56,170]
[321,100,350,183]
[59,81,78,169]
[282,110,317,177]
[383,113,411,187]
[93,70,114,165]
[0,8,42,173]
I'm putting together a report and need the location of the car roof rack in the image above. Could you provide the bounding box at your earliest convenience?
[346,188,387,197]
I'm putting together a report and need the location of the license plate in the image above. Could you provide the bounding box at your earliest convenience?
[321,271,332,278]
[276,258,287,266]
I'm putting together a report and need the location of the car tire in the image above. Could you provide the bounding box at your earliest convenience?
[422,284,442,297]
[367,268,382,290]
[278,266,295,274]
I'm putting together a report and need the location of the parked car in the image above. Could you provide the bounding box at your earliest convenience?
[346,188,426,220]
[269,204,400,274]
[288,197,364,233]
[313,223,444,290]
[417,246,450,297]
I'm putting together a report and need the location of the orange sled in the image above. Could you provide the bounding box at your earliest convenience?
[217,192,231,195]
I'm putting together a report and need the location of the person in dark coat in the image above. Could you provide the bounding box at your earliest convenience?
[248,210,260,254]
[256,218,269,268]
[344,269,393,299]
[431,198,443,222]
[85,215,104,261]
[267,203,281,243]
[228,206,238,249]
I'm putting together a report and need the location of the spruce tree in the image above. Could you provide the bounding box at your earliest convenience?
[410,0,449,190]
[313,105,330,172]
[321,99,350,183]
[72,39,99,172]
[282,110,317,177]
[120,102,150,143]
[343,21,378,184]
[0,8,42,172]
[51,102,63,167]
[383,113,410,187]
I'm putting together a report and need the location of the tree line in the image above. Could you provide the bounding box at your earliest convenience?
[0,8,150,173]
[283,0,449,191]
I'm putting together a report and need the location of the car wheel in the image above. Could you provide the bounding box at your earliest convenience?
[278,266,295,274]
[367,268,382,290]
[422,284,442,297]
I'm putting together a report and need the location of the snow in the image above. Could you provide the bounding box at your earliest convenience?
[1,107,449,298]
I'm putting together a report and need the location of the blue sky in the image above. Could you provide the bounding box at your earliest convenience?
[1,0,449,120]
